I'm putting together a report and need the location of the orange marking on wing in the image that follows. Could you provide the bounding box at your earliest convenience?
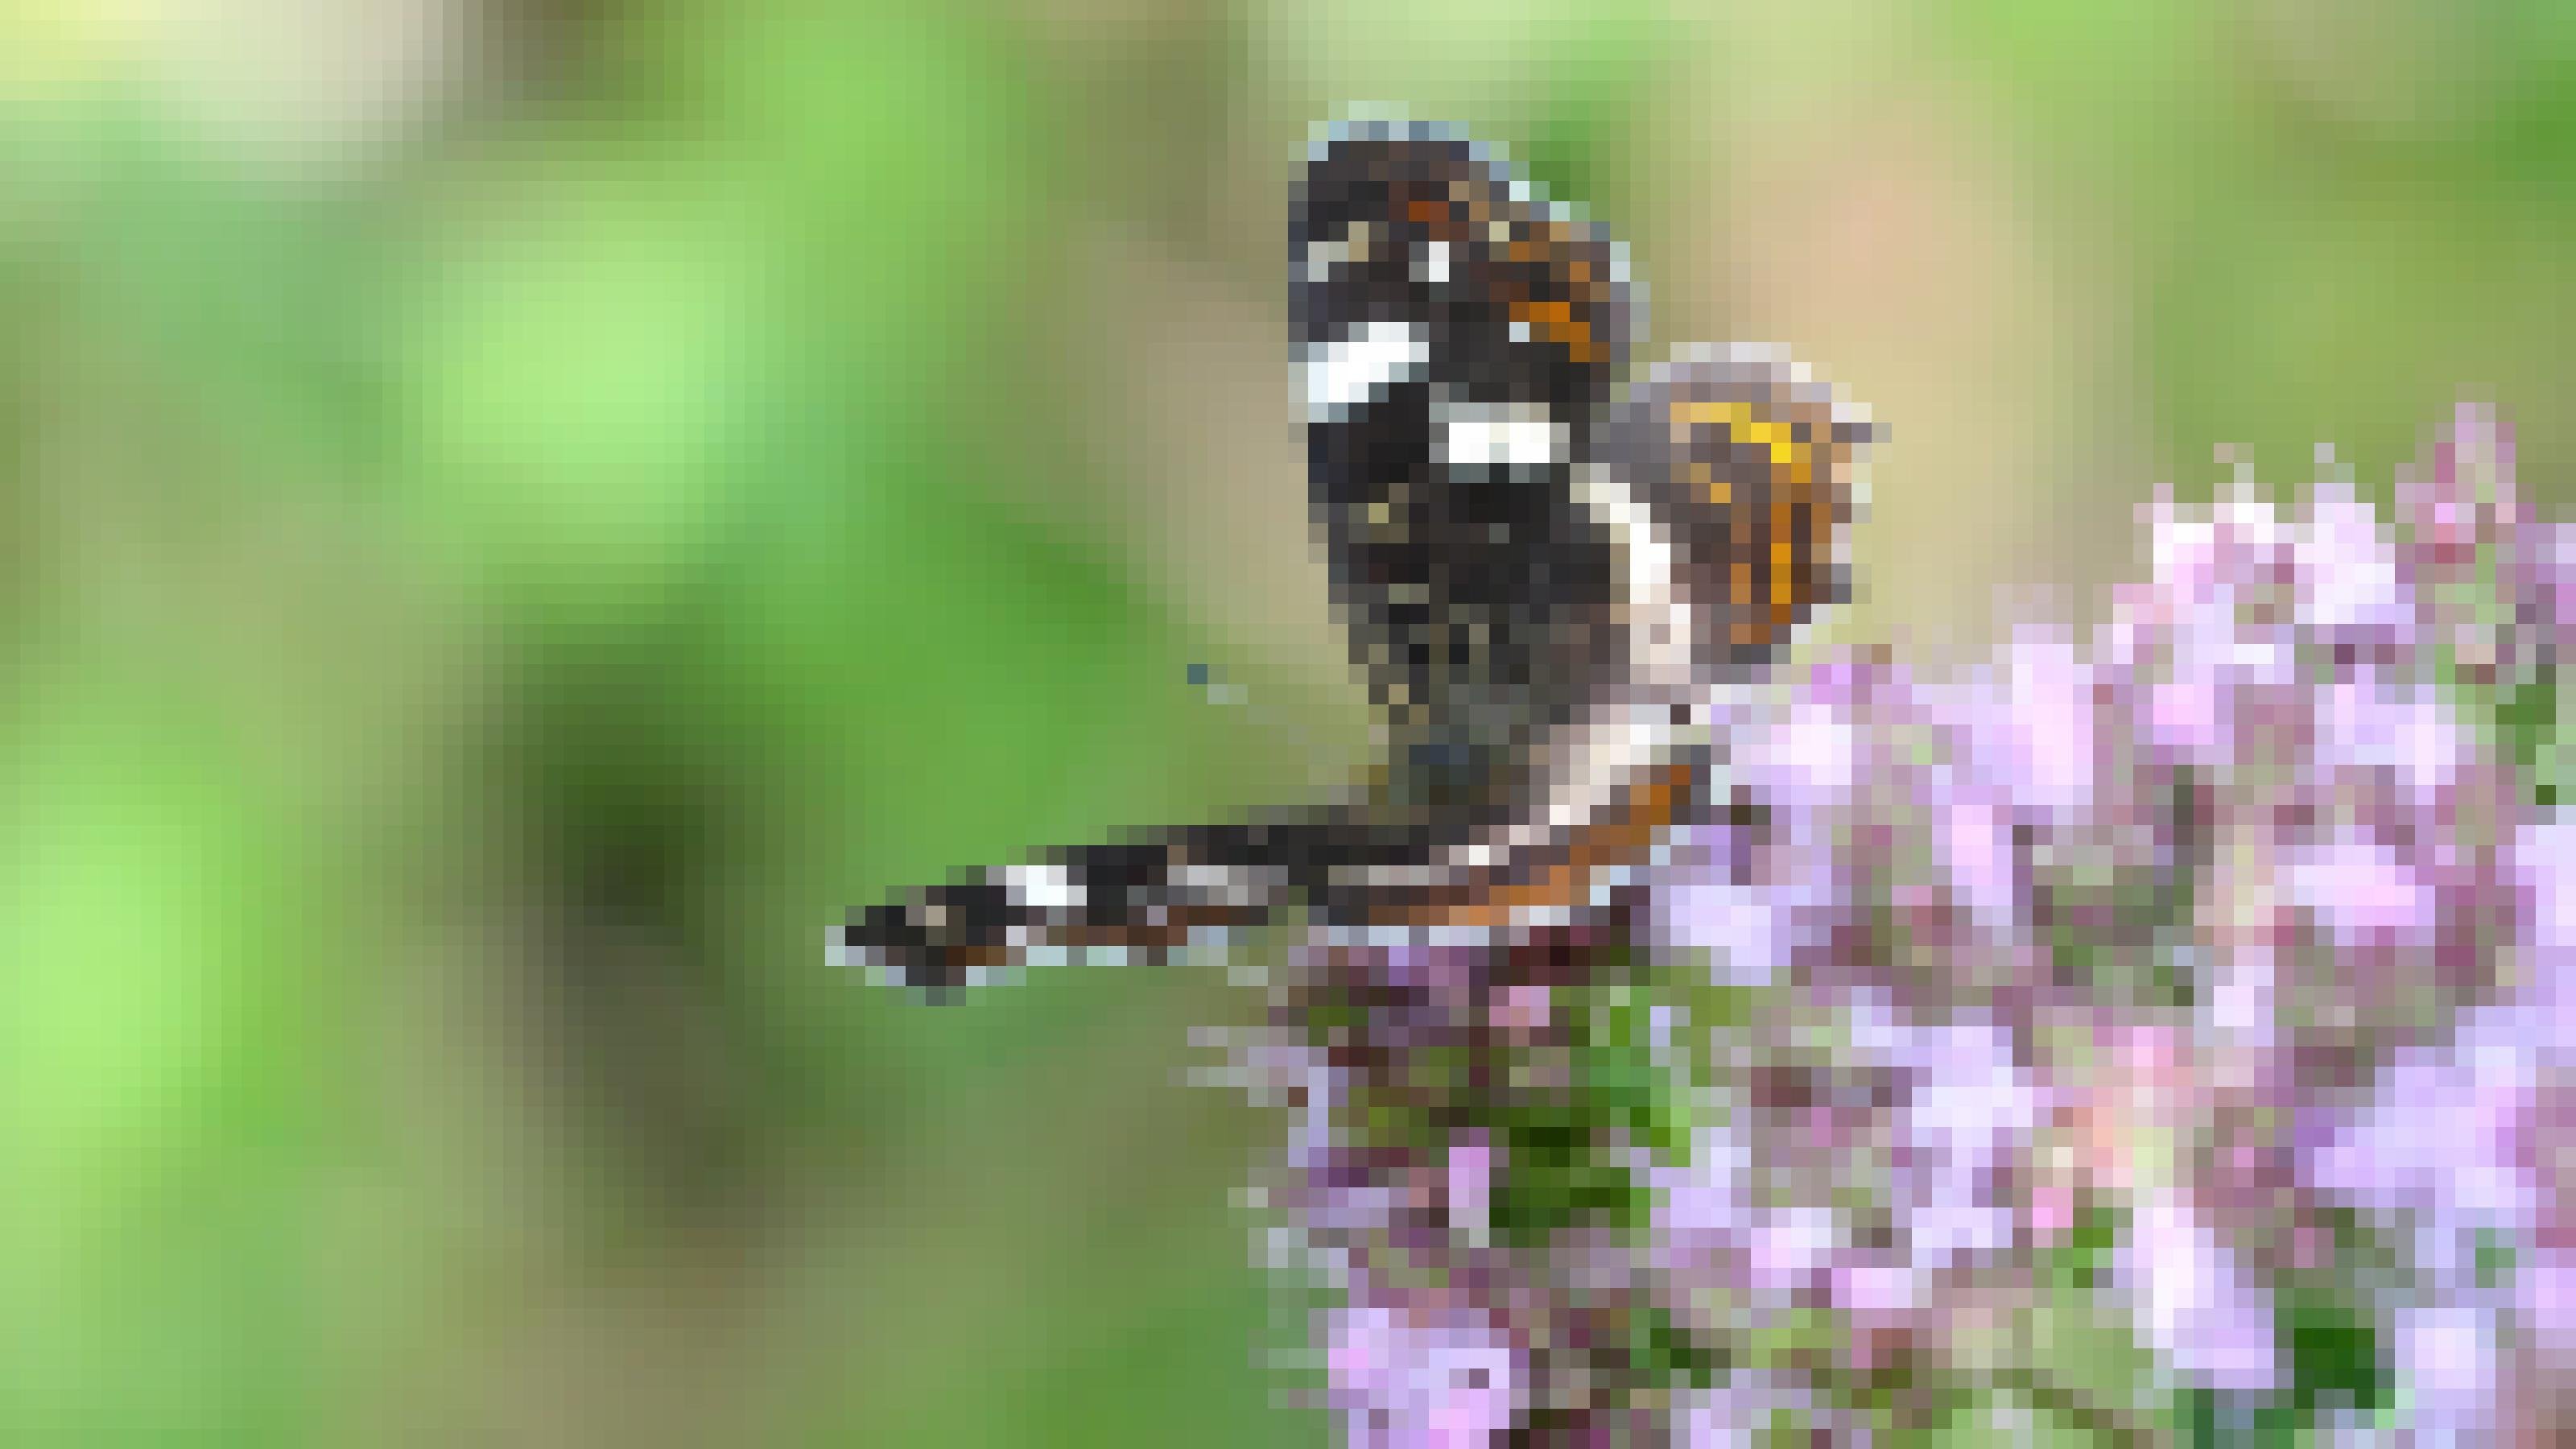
[1392,759,1698,930]
[1051,898,1264,956]
[1689,459,1727,507]
[1509,297,1593,362]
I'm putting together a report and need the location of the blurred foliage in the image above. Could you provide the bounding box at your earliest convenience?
[1,1,2570,1444]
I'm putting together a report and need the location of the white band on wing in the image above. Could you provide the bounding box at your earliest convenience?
[1306,319,1429,420]
[1438,399,1567,469]
[1005,861,1084,914]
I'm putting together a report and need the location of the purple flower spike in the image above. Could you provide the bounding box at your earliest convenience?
[1328,1297,1522,1449]
[1249,405,2571,1443]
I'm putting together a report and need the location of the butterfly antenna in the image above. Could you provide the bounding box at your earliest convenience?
[1186,663,1348,798]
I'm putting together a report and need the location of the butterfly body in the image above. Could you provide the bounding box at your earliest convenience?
[837,122,1870,997]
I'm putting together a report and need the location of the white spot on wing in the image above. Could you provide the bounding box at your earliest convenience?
[1012,862,1083,914]
[1306,319,1429,420]
[1439,400,1565,469]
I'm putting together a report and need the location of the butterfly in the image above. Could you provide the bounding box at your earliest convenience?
[835,120,1872,997]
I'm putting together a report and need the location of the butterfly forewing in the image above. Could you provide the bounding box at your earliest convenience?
[1291,124,1636,817]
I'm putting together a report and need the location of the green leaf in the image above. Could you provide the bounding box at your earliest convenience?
[2494,661,2562,808]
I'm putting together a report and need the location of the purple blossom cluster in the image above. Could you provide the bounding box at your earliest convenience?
[1245,407,2574,1446]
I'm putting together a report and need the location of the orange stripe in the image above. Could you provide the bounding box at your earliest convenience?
[1389,758,1699,930]
[1508,296,1594,363]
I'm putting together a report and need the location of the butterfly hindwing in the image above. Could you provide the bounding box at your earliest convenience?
[1604,345,1872,679]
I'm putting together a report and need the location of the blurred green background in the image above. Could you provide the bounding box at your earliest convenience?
[2,1,2571,1444]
